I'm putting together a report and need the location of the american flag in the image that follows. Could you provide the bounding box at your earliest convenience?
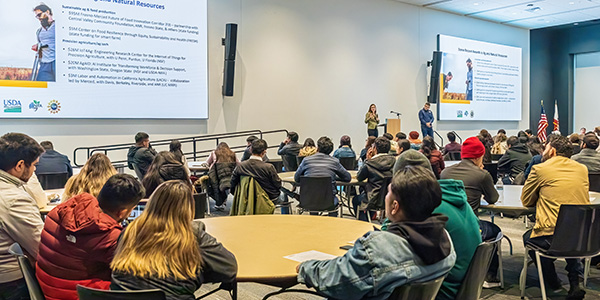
[538,104,548,143]
[553,101,559,131]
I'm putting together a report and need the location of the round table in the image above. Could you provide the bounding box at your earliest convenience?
[278,170,361,185]
[201,215,375,287]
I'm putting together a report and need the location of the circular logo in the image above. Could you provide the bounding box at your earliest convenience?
[47,100,61,114]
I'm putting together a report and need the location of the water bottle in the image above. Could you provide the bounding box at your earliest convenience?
[495,177,504,204]
[357,158,363,169]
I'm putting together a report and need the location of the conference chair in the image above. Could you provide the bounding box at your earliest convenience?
[37,172,69,190]
[388,275,446,300]
[519,204,600,300]
[230,176,276,216]
[7,243,45,300]
[296,155,305,167]
[589,172,600,192]
[446,151,461,161]
[491,154,503,161]
[193,193,208,219]
[132,164,144,180]
[76,285,166,300]
[454,232,502,300]
[361,176,391,224]
[339,157,358,170]
[483,162,498,182]
[267,159,284,173]
[297,176,341,217]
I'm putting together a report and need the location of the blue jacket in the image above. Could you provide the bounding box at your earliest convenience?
[36,150,73,177]
[419,109,434,126]
[333,146,356,159]
[298,215,456,300]
[295,153,351,197]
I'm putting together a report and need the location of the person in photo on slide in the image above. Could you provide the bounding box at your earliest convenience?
[32,4,56,82]
[465,58,473,100]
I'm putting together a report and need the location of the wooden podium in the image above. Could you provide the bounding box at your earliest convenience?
[386,119,401,135]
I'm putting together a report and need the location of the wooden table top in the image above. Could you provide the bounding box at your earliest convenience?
[201,215,375,287]
[279,170,361,185]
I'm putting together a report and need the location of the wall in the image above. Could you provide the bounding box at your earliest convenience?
[530,21,600,135]
[1,0,530,160]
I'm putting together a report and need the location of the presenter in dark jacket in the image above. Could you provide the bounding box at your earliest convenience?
[418,102,434,138]
[111,180,237,300]
[36,141,73,177]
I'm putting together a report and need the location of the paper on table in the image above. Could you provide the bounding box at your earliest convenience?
[284,250,338,262]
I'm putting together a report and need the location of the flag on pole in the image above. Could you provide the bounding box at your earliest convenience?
[538,102,548,143]
[553,101,559,132]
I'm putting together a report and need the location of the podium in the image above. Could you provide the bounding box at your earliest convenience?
[386,119,401,135]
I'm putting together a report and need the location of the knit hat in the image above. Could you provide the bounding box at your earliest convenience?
[461,137,485,159]
[409,131,420,139]
[393,149,433,174]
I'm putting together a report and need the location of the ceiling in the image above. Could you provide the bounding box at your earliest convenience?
[394,0,600,29]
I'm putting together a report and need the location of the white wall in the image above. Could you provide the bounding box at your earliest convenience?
[574,52,600,132]
[1,0,530,160]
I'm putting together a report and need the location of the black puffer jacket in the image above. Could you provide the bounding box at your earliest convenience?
[127,146,157,177]
[207,162,237,205]
[356,154,396,210]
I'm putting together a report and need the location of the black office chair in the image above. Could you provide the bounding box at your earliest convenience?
[37,172,69,189]
[491,154,503,161]
[589,172,600,192]
[297,176,341,217]
[388,275,446,300]
[519,204,600,300]
[338,157,357,170]
[193,193,207,219]
[7,243,45,300]
[483,162,498,182]
[296,156,305,167]
[267,159,284,173]
[132,164,144,181]
[77,285,166,300]
[360,176,391,224]
[454,232,502,300]
[447,151,462,161]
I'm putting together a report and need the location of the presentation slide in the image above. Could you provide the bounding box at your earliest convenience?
[437,34,522,121]
[0,0,208,119]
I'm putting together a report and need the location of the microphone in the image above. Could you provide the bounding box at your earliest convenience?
[390,111,402,116]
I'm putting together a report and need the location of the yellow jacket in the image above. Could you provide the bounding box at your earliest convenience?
[521,156,590,238]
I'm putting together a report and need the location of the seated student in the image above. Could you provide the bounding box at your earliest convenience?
[382,133,398,155]
[296,166,456,299]
[295,136,351,211]
[420,136,445,179]
[36,141,73,177]
[230,139,288,213]
[241,136,269,162]
[202,143,238,209]
[36,174,145,300]
[491,132,508,155]
[0,133,45,299]
[393,149,432,174]
[442,132,462,155]
[169,140,191,176]
[278,131,302,171]
[389,132,406,154]
[127,132,157,178]
[142,151,189,198]
[396,139,411,156]
[299,138,317,157]
[63,153,117,200]
[205,142,239,169]
[572,134,600,173]
[111,180,237,299]
[333,135,356,159]
[353,137,395,220]
[359,136,376,162]
[570,134,582,155]
[408,131,422,150]
[498,136,532,184]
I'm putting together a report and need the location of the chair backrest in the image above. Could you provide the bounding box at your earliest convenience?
[448,151,461,161]
[8,243,45,300]
[37,172,69,190]
[373,176,393,210]
[339,157,357,170]
[132,164,144,180]
[483,162,498,182]
[589,173,600,193]
[455,232,502,300]
[280,155,298,172]
[388,275,446,300]
[192,193,207,219]
[548,204,600,256]
[77,285,166,300]
[491,154,503,161]
[296,155,305,167]
[267,160,284,173]
[298,176,335,211]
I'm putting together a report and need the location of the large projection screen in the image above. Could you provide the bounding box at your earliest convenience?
[437,34,522,121]
[0,0,208,119]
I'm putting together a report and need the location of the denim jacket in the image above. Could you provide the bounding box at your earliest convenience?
[297,228,456,300]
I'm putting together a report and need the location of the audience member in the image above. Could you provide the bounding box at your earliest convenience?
[497,136,532,184]
[359,136,376,162]
[393,149,432,174]
[389,132,406,154]
[63,153,117,200]
[36,141,73,177]
[295,136,351,212]
[241,135,258,161]
[525,129,533,137]
[478,130,493,163]
[396,139,411,156]
[142,151,189,198]
[36,174,144,299]
[0,133,45,299]
[353,137,395,221]
[26,173,48,209]
[169,140,191,175]
[521,135,588,299]
[408,131,422,150]
[127,132,157,178]
[382,133,398,155]
[333,135,356,159]
[491,132,508,155]
[569,134,581,155]
[296,166,455,299]
[442,132,461,155]
[572,134,600,173]
[580,127,587,137]
[440,136,498,211]
[205,142,239,168]
[420,136,445,179]
[278,131,302,171]
[299,138,317,157]
[495,129,507,137]
[524,134,560,180]
[111,180,237,299]
[203,142,238,209]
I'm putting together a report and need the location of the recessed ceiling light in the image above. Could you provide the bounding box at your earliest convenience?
[574,22,579,25]
[569,1,575,4]
[474,2,480,5]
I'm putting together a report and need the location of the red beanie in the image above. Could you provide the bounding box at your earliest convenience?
[409,131,419,139]
[461,136,485,159]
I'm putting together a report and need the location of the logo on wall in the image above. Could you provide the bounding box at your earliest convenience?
[47,100,61,114]
[29,100,42,112]
[3,100,22,113]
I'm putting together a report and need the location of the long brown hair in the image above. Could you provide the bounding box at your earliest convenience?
[63,153,117,199]
[111,180,201,280]
[214,142,236,163]
[367,103,377,114]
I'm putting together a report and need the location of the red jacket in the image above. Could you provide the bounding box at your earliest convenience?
[36,193,123,300]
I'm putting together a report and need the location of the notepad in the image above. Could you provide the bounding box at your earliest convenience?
[284,250,337,262]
